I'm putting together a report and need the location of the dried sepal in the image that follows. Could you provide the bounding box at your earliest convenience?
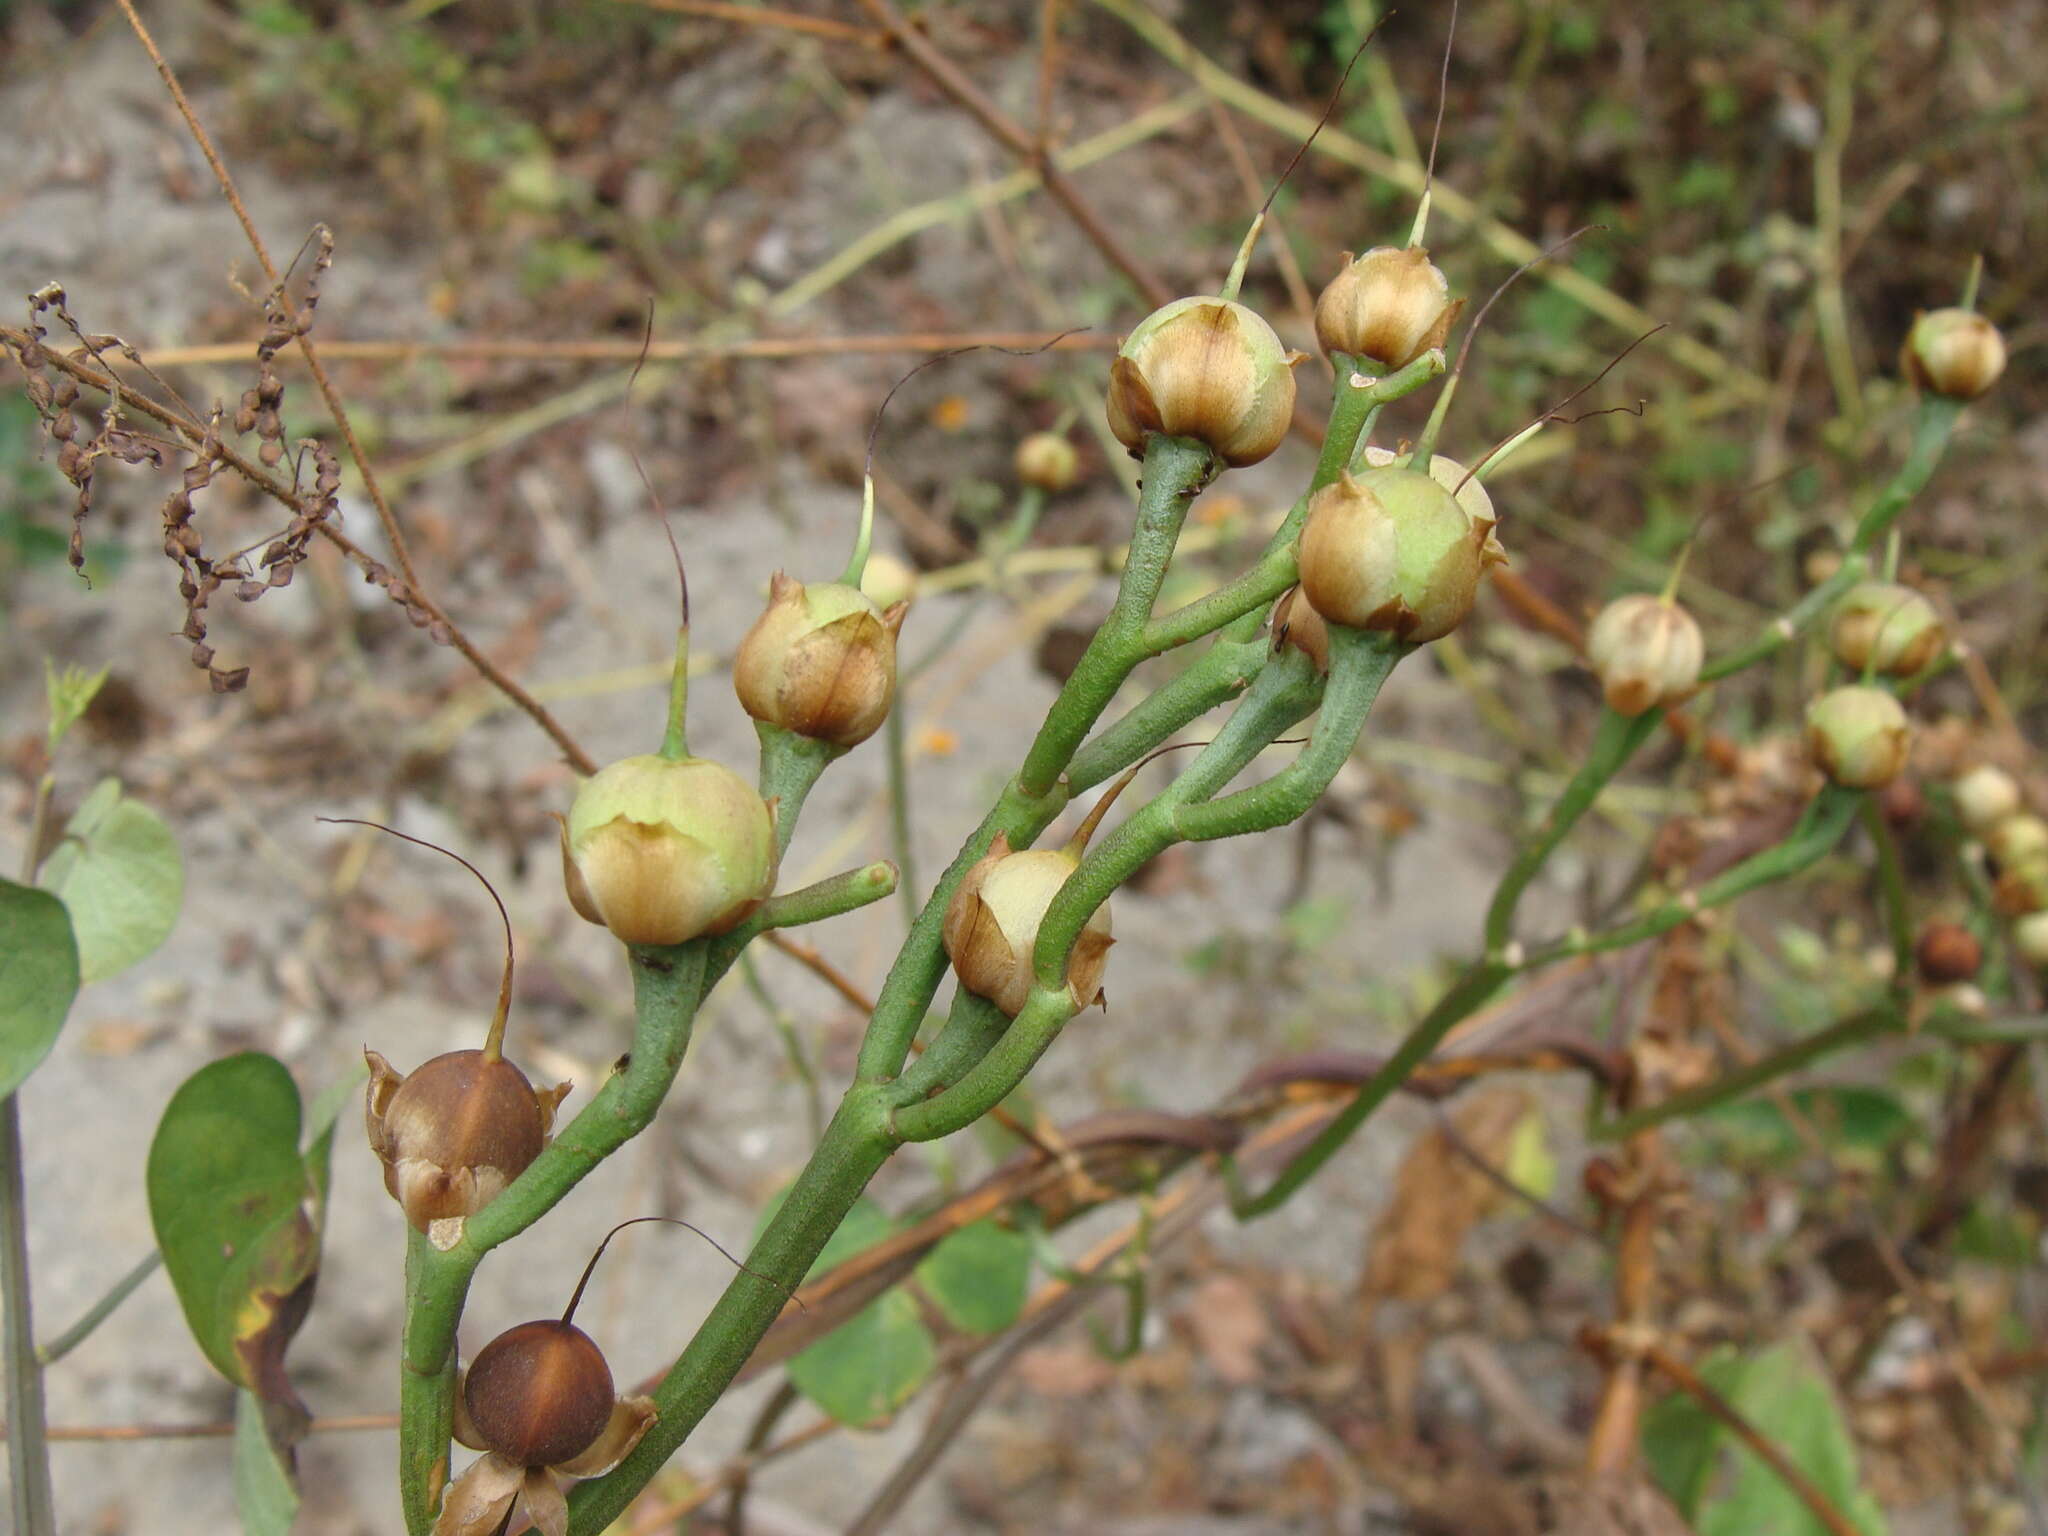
[554,1394,657,1479]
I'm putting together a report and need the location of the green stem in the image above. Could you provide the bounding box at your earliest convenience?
[1595,1009,1897,1141]
[660,622,691,761]
[887,990,1012,1106]
[1015,434,1214,799]
[1483,706,1664,955]
[1065,635,1266,793]
[755,725,841,859]
[397,941,710,1533]
[1863,799,1915,1003]
[36,1250,160,1366]
[884,703,918,930]
[1702,396,1962,683]
[893,986,1073,1143]
[1,1094,55,1536]
[567,1087,897,1532]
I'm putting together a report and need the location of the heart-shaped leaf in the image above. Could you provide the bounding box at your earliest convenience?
[916,1219,1032,1335]
[0,877,80,1098]
[42,778,182,983]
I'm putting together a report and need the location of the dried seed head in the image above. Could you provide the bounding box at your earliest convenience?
[1314,246,1462,372]
[1271,586,1330,673]
[1827,582,1945,678]
[1296,464,1506,643]
[1915,922,1982,986]
[463,1320,616,1469]
[942,836,1114,1017]
[1953,765,2022,834]
[733,573,907,748]
[1805,686,1911,790]
[1902,308,2005,400]
[561,754,778,945]
[1105,296,1302,467]
[364,1049,570,1248]
[1014,432,1081,493]
[1586,594,1704,717]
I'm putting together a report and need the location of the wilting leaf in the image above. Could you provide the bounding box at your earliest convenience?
[787,1289,935,1426]
[42,777,183,983]
[0,877,79,1098]
[917,1219,1031,1335]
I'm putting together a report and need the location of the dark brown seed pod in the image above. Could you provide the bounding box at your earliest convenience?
[1915,922,1982,986]
[463,1320,616,1469]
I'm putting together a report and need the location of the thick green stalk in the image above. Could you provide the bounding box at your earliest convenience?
[892,987,1073,1143]
[1483,706,1664,954]
[567,1087,897,1531]
[1595,1009,1895,1141]
[397,941,710,1533]
[754,725,841,859]
[1702,396,1961,683]
[888,990,1012,1107]
[1,1093,55,1536]
[1015,433,1213,799]
[1065,634,1268,793]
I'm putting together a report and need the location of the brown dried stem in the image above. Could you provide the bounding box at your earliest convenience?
[854,0,1173,310]
[0,328,598,774]
[111,0,418,594]
[621,0,886,45]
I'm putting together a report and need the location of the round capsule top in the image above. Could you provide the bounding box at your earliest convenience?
[464,1319,616,1469]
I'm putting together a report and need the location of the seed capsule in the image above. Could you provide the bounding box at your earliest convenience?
[1953,765,2022,834]
[733,573,908,748]
[1902,308,2006,400]
[1805,686,1911,790]
[365,1049,570,1249]
[2017,911,2048,970]
[464,1320,616,1469]
[561,753,778,945]
[1014,432,1080,493]
[1296,464,1506,643]
[1106,296,1302,468]
[1827,582,1945,678]
[1915,922,1982,986]
[942,835,1114,1017]
[1987,814,2048,874]
[1314,246,1461,372]
[1586,594,1704,717]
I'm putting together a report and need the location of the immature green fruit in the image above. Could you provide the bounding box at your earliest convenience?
[364,1049,570,1249]
[1586,594,1704,717]
[1106,296,1302,467]
[1828,582,1945,678]
[942,835,1114,1017]
[1902,308,2006,400]
[1015,431,1080,493]
[561,754,778,945]
[1805,685,1911,790]
[1314,246,1461,372]
[734,573,908,748]
[1296,465,1506,643]
[1953,764,2022,834]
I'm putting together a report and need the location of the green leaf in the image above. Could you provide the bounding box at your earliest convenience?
[43,659,108,754]
[1504,1108,1558,1202]
[233,1388,300,1536]
[0,877,80,1098]
[146,1053,322,1415]
[1644,1343,1888,1535]
[1705,1087,1913,1167]
[42,779,182,983]
[917,1220,1032,1335]
[786,1289,936,1427]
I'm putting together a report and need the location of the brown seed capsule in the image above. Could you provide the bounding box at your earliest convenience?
[1105,296,1302,468]
[1314,245,1462,372]
[942,835,1114,1017]
[1915,922,1982,986]
[1827,582,1945,678]
[1296,465,1506,643]
[1586,594,1705,717]
[1902,308,2006,400]
[464,1320,616,1469]
[1805,685,1911,790]
[1271,585,1330,673]
[1014,432,1080,493]
[365,1049,570,1249]
[733,573,908,748]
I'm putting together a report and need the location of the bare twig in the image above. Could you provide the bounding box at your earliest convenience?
[620,0,886,45]
[111,0,418,593]
[130,330,1118,369]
